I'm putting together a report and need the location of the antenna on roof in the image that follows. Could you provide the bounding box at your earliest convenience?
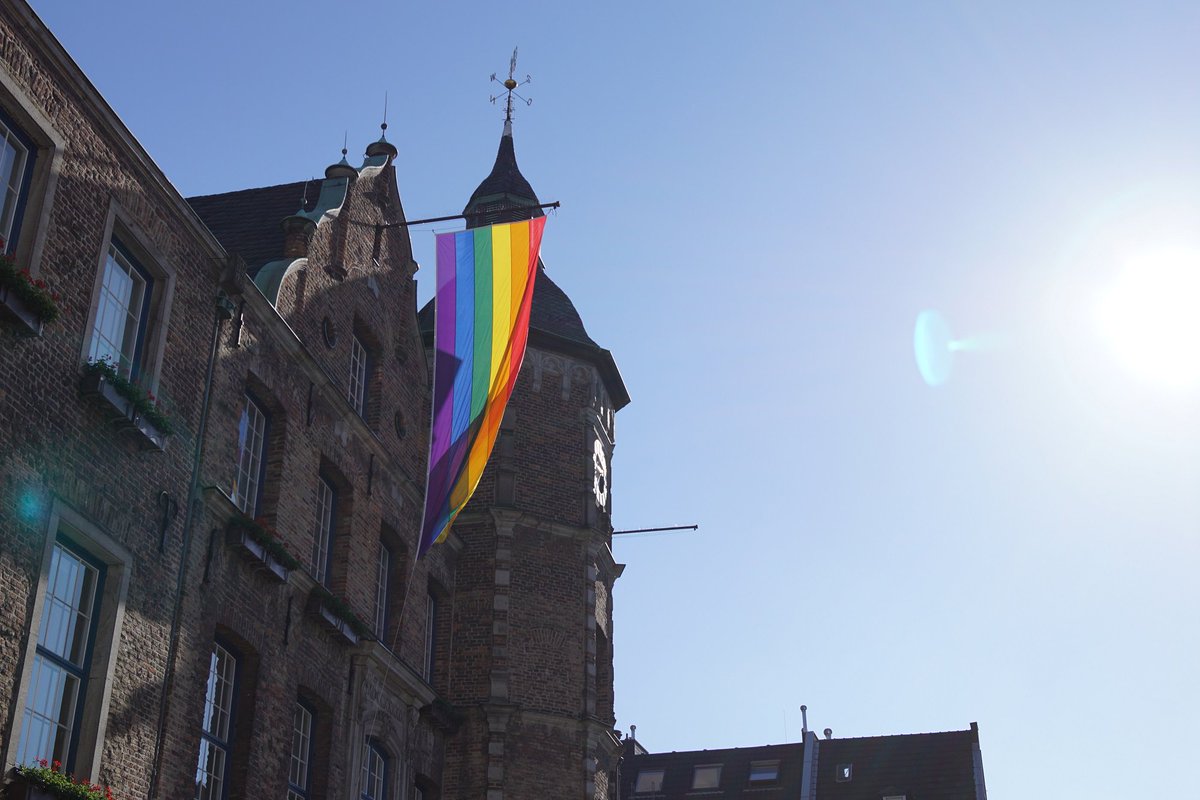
[801,704,808,736]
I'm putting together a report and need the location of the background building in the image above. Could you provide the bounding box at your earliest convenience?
[620,724,988,800]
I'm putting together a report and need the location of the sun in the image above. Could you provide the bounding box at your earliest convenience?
[1094,245,1200,391]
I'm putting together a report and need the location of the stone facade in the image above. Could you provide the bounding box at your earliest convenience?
[0,3,627,800]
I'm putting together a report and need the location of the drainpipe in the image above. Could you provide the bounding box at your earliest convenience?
[146,288,233,800]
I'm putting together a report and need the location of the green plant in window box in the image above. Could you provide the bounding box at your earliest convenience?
[225,513,302,571]
[0,255,61,331]
[312,585,374,640]
[11,759,118,800]
[80,359,174,436]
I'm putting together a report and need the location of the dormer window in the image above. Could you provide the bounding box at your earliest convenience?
[634,769,664,793]
[691,764,721,789]
[749,760,779,784]
[836,763,853,782]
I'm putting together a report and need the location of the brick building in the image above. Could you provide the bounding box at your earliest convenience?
[0,3,628,799]
[620,724,988,800]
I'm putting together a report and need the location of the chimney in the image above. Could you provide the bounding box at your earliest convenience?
[281,214,316,259]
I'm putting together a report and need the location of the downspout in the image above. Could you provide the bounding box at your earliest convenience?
[146,288,233,800]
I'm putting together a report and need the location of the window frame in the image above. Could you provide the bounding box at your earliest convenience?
[195,639,239,800]
[424,590,437,681]
[374,541,391,640]
[5,502,131,782]
[691,764,722,790]
[287,699,315,800]
[86,237,154,380]
[15,539,106,770]
[634,768,665,794]
[748,759,780,784]
[360,737,388,800]
[312,476,336,587]
[233,392,270,516]
[0,105,37,255]
[348,333,369,417]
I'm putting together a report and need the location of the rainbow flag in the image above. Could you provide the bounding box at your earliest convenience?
[418,216,547,556]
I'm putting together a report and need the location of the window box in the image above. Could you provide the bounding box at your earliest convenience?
[307,588,371,646]
[79,360,174,450]
[0,257,59,337]
[130,409,168,452]
[78,369,134,426]
[224,515,298,583]
[9,761,120,800]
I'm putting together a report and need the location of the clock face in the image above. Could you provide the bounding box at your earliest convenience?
[592,438,609,508]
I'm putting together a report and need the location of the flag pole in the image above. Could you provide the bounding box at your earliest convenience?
[349,201,561,231]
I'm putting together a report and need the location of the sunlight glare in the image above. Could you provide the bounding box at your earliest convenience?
[1095,246,1200,390]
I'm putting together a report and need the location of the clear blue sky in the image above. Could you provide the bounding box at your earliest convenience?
[32,1,1200,796]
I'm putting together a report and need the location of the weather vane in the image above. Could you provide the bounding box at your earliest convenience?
[490,47,532,122]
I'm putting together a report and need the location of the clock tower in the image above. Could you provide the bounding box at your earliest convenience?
[421,118,630,799]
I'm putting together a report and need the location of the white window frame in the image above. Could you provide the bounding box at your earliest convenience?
[374,543,390,639]
[86,240,151,379]
[312,477,335,586]
[748,759,780,783]
[80,207,177,395]
[349,334,368,416]
[361,738,387,800]
[15,541,102,768]
[233,394,268,515]
[195,641,237,800]
[288,701,314,800]
[4,502,131,780]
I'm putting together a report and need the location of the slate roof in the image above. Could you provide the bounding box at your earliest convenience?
[464,122,542,219]
[621,741,806,800]
[814,726,983,800]
[187,181,318,274]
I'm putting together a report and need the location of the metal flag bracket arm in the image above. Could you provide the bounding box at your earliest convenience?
[345,201,560,231]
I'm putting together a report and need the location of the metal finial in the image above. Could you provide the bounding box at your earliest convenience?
[490,47,533,122]
[301,177,311,209]
[382,91,389,133]
[342,131,348,157]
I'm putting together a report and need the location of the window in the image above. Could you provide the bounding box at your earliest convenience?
[232,394,268,515]
[691,764,721,790]
[15,542,103,768]
[374,542,391,639]
[748,760,779,784]
[312,477,335,586]
[288,701,314,800]
[86,240,152,379]
[361,738,387,800]
[634,769,664,793]
[835,763,853,782]
[424,591,436,681]
[195,642,237,800]
[348,334,368,416]
[0,110,35,253]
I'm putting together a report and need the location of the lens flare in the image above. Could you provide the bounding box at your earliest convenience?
[914,310,954,386]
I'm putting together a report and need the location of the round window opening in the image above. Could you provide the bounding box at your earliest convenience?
[321,316,338,348]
